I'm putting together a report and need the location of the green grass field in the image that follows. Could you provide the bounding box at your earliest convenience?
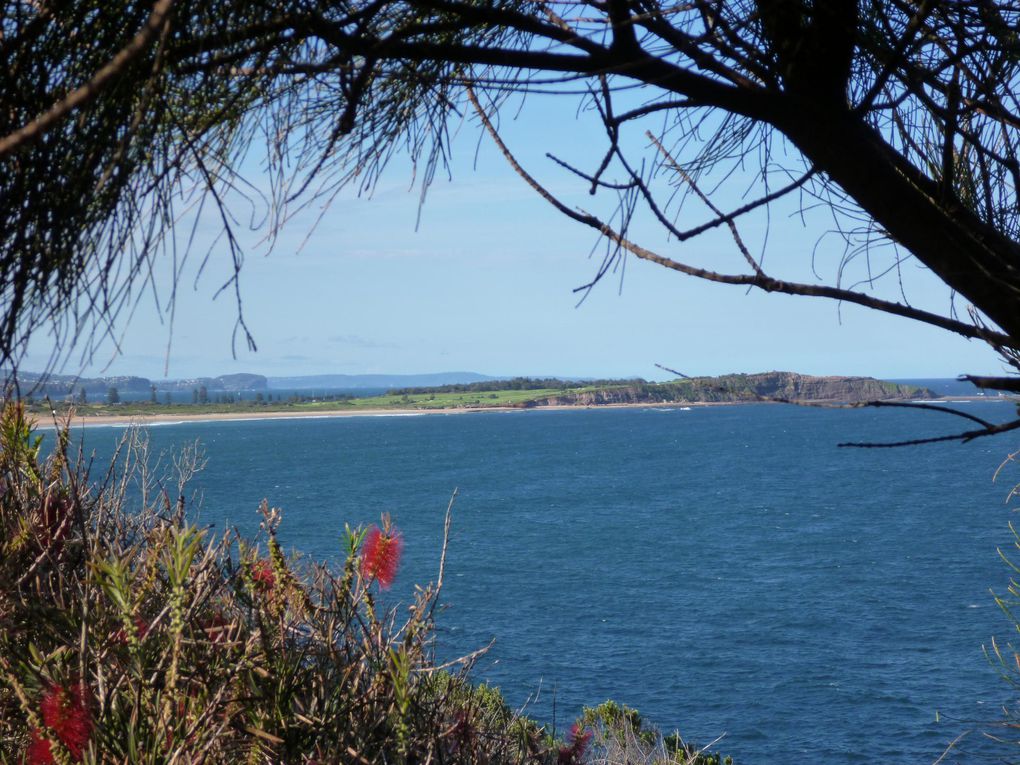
[26,385,621,418]
[342,387,590,409]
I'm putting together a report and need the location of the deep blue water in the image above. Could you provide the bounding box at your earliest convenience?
[53,401,1020,764]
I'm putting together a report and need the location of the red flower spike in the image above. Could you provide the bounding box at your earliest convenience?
[204,611,240,644]
[557,723,592,765]
[361,525,403,589]
[252,559,275,592]
[38,493,75,554]
[202,612,230,644]
[27,730,54,765]
[35,683,91,762]
[448,710,477,755]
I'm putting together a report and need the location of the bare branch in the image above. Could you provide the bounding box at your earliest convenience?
[962,375,1020,393]
[468,84,1010,347]
[647,131,763,275]
[838,417,1020,448]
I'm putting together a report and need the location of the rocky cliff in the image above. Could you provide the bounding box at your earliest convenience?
[531,372,936,407]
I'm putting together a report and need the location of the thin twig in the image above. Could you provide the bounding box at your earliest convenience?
[426,488,457,623]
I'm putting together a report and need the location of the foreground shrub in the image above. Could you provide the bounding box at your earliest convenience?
[580,701,732,765]
[0,402,729,764]
[0,402,557,763]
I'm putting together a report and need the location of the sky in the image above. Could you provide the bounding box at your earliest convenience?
[23,91,1007,382]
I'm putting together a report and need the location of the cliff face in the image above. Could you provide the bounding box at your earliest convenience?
[531,372,935,407]
[539,388,647,407]
[718,372,933,403]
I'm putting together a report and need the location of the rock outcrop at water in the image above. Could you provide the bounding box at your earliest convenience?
[530,372,936,407]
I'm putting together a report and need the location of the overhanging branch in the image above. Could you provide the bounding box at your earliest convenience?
[0,0,175,157]
[467,85,1012,349]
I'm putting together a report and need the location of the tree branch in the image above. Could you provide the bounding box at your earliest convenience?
[0,0,175,157]
[467,85,1010,347]
[838,417,1020,448]
[962,375,1020,393]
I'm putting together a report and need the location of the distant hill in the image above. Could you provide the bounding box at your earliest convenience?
[266,372,500,390]
[525,372,937,407]
[160,373,268,392]
[10,371,268,395]
[10,370,504,396]
[13,372,153,395]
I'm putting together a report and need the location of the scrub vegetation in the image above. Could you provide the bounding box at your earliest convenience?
[0,401,731,764]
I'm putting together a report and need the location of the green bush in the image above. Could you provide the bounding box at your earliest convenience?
[0,401,729,764]
[0,402,554,763]
[581,701,732,765]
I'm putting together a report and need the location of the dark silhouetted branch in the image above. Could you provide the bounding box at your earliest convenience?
[0,0,175,157]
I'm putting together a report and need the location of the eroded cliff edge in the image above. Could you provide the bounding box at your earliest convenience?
[531,372,936,407]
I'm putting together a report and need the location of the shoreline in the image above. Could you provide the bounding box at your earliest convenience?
[33,395,1006,428]
[42,401,730,428]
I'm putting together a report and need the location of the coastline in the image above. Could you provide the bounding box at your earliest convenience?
[43,401,720,428]
[36,395,1002,429]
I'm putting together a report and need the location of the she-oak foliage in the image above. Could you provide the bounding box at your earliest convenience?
[2,1,1020,422]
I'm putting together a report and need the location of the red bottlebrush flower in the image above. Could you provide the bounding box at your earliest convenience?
[27,730,54,764]
[207,612,239,645]
[448,709,477,755]
[557,723,592,765]
[251,559,275,592]
[360,524,403,589]
[37,493,75,553]
[202,612,231,644]
[34,683,92,762]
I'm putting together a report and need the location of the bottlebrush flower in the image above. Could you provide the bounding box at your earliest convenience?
[202,612,231,644]
[251,559,275,592]
[37,492,75,553]
[447,709,477,755]
[28,683,92,763]
[361,524,403,589]
[27,729,55,764]
[557,723,592,765]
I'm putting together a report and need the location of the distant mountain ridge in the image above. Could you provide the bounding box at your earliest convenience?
[266,372,499,389]
[11,371,269,395]
[8,370,501,395]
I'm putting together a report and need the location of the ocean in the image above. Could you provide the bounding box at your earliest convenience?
[57,399,1020,763]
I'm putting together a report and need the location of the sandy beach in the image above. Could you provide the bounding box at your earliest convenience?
[42,394,988,428]
[44,401,715,428]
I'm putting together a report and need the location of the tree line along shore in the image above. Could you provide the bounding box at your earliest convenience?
[19,372,938,419]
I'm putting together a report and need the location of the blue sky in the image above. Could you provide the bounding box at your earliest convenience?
[25,92,1006,382]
